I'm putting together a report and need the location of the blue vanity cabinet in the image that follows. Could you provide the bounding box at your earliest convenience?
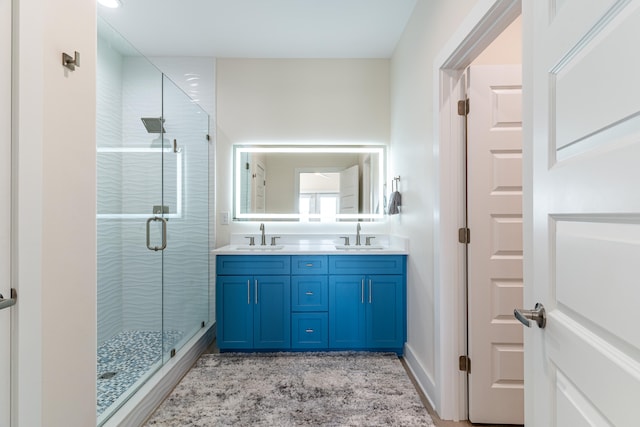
[216,256,291,350]
[291,256,329,349]
[328,255,406,353]
[216,275,253,349]
[328,275,367,348]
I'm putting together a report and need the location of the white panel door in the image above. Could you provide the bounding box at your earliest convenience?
[527,0,640,425]
[467,64,523,424]
[0,0,11,424]
[339,164,359,214]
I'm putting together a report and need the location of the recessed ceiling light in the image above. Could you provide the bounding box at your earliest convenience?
[98,0,122,8]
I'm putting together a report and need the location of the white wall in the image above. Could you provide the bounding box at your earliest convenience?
[390,0,481,418]
[13,0,97,425]
[215,59,391,245]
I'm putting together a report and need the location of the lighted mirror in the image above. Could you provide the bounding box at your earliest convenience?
[234,146,385,221]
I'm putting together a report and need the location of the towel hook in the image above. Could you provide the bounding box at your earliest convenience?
[392,176,400,192]
[62,51,80,71]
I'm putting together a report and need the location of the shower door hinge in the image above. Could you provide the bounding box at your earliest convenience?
[459,355,471,373]
[458,99,469,116]
[458,227,470,244]
[170,348,176,358]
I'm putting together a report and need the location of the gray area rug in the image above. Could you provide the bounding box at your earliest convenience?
[145,352,434,426]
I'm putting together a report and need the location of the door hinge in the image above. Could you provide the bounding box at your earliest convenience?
[457,99,469,116]
[459,355,471,373]
[458,227,470,244]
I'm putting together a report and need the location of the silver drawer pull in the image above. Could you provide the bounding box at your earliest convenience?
[305,329,314,333]
[305,263,313,267]
[305,291,314,295]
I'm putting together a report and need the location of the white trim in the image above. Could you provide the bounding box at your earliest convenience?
[102,325,216,427]
[432,0,521,420]
[12,0,45,424]
[403,343,438,411]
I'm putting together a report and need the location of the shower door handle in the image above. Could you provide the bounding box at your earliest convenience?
[146,216,168,251]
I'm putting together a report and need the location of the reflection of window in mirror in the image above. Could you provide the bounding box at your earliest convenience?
[299,172,340,219]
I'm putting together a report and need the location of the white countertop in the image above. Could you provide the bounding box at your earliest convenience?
[212,244,407,255]
[212,234,408,255]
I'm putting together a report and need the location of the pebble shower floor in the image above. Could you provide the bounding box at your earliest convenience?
[97,330,183,417]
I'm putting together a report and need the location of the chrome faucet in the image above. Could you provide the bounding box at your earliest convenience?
[355,223,362,246]
[259,223,266,246]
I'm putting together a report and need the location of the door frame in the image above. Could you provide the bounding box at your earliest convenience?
[1,0,11,424]
[433,0,522,420]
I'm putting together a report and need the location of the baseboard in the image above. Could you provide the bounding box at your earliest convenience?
[403,343,438,414]
[103,324,216,427]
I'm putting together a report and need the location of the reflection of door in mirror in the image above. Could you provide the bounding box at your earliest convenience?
[339,165,359,214]
[252,160,265,213]
[362,156,371,214]
[240,152,266,214]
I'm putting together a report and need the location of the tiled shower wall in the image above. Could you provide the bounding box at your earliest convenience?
[97,36,210,347]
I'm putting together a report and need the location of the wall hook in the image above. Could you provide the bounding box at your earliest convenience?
[62,51,80,71]
[392,176,401,192]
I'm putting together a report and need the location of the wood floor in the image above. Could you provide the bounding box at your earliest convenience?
[204,340,519,427]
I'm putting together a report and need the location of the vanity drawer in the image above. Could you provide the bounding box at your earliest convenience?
[291,312,328,349]
[328,255,405,275]
[291,276,328,311]
[216,255,290,275]
[291,255,328,275]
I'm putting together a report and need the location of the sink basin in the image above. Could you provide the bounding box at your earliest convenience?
[334,245,384,250]
[235,245,285,250]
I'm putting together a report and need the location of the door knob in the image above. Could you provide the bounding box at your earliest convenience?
[514,303,546,328]
[0,288,17,310]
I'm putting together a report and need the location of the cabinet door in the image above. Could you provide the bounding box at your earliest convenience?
[216,275,253,349]
[253,275,291,349]
[366,275,405,349]
[329,275,366,348]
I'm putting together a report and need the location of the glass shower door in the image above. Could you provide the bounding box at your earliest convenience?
[96,20,165,423]
[161,75,210,362]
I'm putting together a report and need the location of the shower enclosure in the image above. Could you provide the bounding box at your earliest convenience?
[96,18,211,425]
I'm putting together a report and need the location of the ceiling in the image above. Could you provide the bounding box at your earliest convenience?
[98,0,418,58]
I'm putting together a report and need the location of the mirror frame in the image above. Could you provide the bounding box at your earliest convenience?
[233,145,386,221]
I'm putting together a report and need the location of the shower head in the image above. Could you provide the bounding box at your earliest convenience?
[141,117,165,134]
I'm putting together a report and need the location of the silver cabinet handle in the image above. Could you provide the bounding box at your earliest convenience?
[305,329,314,333]
[247,280,251,305]
[0,288,16,311]
[361,278,365,304]
[305,263,313,267]
[146,217,167,251]
[255,279,258,304]
[368,279,372,304]
[514,303,546,328]
[305,291,314,296]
